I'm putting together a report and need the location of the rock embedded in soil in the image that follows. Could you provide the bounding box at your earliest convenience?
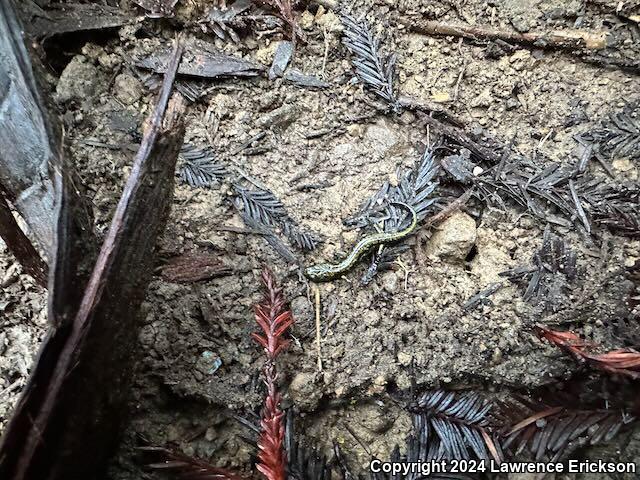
[315,8,342,34]
[257,104,299,130]
[113,73,143,105]
[471,227,514,284]
[424,211,477,262]
[290,296,313,327]
[365,120,400,157]
[288,371,322,411]
[1,264,19,288]
[397,351,412,367]
[357,403,395,434]
[381,271,400,293]
[55,55,100,103]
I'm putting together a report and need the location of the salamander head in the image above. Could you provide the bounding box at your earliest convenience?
[304,264,337,282]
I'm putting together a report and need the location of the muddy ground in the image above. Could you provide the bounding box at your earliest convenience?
[1,0,640,478]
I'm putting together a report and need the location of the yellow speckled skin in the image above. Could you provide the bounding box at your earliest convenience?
[304,202,418,282]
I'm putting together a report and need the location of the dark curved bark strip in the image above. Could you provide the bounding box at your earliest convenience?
[0,29,185,480]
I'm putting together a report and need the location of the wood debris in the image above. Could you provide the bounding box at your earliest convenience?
[24,2,135,38]
[137,39,265,79]
[161,253,232,283]
[0,37,186,480]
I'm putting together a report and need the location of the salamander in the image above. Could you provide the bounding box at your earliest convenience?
[304,202,418,282]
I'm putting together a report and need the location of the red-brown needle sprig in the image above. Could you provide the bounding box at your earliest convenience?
[252,268,294,480]
[536,324,640,380]
[140,268,293,480]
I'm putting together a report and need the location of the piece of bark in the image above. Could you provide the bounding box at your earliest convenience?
[0,1,95,287]
[22,3,135,38]
[0,4,57,254]
[161,252,232,283]
[0,34,186,480]
[283,69,330,88]
[269,40,294,79]
[0,187,47,287]
[137,39,265,79]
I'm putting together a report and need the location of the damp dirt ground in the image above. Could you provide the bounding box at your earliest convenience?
[1,0,639,479]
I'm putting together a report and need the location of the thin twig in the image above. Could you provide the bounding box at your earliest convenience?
[452,60,467,101]
[429,189,474,228]
[404,18,609,49]
[403,18,639,72]
[321,26,330,78]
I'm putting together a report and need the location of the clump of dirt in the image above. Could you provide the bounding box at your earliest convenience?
[1,0,639,478]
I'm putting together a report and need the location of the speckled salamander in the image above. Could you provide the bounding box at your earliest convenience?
[304,202,418,282]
